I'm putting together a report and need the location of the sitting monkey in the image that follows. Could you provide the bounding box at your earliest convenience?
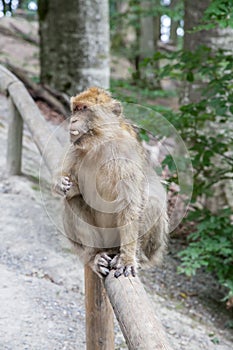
[53,87,168,278]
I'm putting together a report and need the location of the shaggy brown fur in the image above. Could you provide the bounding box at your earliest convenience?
[53,87,168,278]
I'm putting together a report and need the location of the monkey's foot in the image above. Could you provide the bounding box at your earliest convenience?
[94,253,112,277]
[110,255,136,278]
[60,176,73,194]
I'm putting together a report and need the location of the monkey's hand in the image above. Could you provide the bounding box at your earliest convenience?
[53,175,73,196]
[110,254,137,278]
[93,252,112,278]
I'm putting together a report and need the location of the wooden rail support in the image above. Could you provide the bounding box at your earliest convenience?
[85,265,114,350]
[104,270,173,350]
[1,64,174,350]
[7,81,61,175]
[7,97,23,175]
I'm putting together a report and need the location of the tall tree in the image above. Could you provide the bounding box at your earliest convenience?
[169,0,179,45]
[139,0,160,87]
[183,0,233,102]
[38,0,110,95]
[183,0,233,211]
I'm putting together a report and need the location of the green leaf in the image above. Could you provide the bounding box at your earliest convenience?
[138,129,149,142]
[229,105,233,115]
[186,71,194,82]
[211,337,220,345]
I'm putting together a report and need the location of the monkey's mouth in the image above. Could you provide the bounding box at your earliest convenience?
[70,128,92,144]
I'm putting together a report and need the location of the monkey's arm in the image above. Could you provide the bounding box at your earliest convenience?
[112,219,138,278]
[65,180,80,200]
[52,144,81,198]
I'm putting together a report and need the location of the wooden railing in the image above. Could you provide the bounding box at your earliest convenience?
[0,64,173,350]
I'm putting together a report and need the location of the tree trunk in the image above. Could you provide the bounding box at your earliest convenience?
[38,0,110,95]
[183,0,233,211]
[183,0,233,102]
[184,0,233,53]
[2,0,7,15]
[170,0,179,46]
[139,0,160,88]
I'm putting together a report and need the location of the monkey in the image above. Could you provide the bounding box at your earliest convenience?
[53,87,168,278]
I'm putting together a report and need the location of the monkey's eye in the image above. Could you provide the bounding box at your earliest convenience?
[73,105,88,112]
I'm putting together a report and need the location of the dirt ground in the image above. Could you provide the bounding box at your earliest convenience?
[0,15,232,350]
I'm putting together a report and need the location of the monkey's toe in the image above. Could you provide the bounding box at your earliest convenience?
[94,252,112,277]
[100,253,112,265]
[124,265,136,277]
[110,254,120,269]
[114,264,136,278]
[61,177,72,193]
[98,266,110,276]
[114,266,124,278]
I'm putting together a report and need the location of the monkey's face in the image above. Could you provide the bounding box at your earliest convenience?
[69,105,95,144]
[69,87,123,144]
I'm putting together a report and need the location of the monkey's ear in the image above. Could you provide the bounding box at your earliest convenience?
[112,101,122,117]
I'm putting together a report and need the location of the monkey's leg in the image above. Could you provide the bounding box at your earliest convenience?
[111,219,138,278]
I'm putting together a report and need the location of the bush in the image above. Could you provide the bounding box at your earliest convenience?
[178,208,233,300]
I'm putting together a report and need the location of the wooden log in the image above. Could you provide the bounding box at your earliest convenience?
[8,81,62,175]
[7,97,23,175]
[5,63,69,116]
[0,23,39,46]
[85,265,114,350]
[104,270,173,350]
[0,65,18,93]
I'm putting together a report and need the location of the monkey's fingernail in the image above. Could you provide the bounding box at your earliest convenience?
[131,267,136,277]
[124,270,129,277]
[99,267,110,276]
[98,258,109,267]
[101,253,112,262]
[114,270,121,278]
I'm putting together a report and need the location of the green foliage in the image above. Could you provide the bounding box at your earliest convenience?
[178,209,233,300]
[136,14,233,300]
[149,45,233,300]
[110,0,183,73]
[138,128,150,142]
[111,78,176,114]
[150,46,233,201]
[199,0,233,29]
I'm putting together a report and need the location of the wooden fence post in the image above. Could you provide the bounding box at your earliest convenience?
[7,96,23,175]
[104,270,173,350]
[85,265,114,350]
